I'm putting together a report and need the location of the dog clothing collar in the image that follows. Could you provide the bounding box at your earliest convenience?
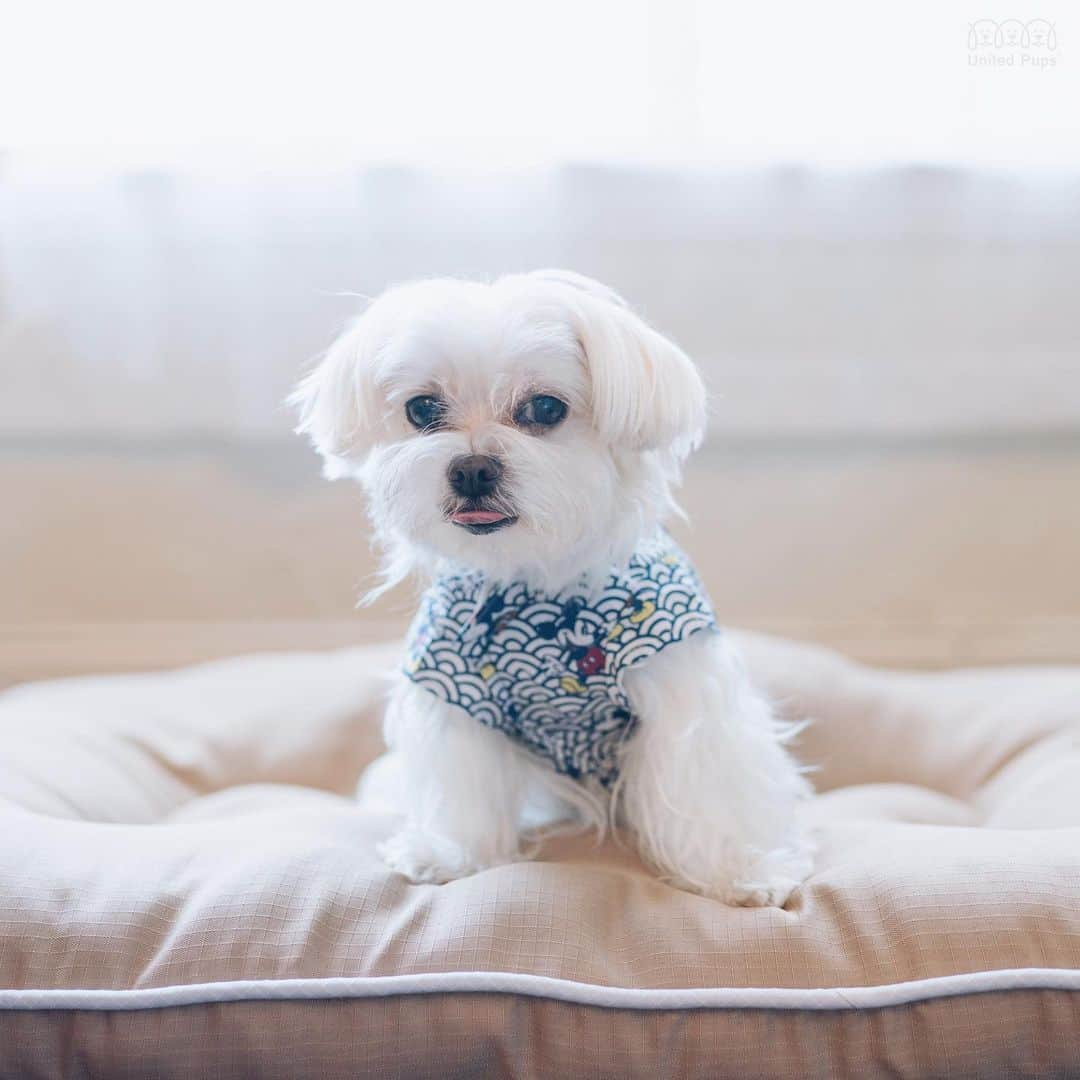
[403,532,718,787]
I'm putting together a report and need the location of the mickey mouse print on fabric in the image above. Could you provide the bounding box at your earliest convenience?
[403,532,718,787]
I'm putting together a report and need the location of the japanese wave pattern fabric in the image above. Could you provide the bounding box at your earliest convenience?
[404,532,718,786]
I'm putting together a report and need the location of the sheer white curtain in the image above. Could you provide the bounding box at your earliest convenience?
[2,166,1078,440]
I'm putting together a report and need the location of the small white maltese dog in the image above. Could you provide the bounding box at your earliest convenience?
[293,270,812,906]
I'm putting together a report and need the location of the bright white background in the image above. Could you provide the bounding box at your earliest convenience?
[1,0,1075,167]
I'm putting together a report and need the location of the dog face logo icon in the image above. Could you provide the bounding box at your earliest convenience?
[996,18,1027,47]
[968,19,998,50]
[1026,19,1057,49]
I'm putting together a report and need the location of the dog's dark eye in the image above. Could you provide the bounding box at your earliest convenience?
[515,394,567,429]
[405,395,446,432]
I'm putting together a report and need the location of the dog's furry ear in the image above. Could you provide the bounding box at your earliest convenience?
[289,313,384,478]
[529,269,707,457]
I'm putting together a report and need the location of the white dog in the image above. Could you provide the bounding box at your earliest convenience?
[292,270,812,906]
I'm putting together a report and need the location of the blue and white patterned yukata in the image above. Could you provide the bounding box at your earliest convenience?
[403,532,718,787]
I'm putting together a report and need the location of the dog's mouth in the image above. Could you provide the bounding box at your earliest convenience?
[448,507,518,535]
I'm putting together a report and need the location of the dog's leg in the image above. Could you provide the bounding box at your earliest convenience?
[376,681,529,883]
[619,633,813,906]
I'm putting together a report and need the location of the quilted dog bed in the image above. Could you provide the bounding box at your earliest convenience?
[1,634,1078,1078]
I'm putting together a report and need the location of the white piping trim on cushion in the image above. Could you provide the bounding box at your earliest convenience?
[1,968,1079,1013]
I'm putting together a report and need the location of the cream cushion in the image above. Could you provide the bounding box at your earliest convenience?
[1,634,1078,1078]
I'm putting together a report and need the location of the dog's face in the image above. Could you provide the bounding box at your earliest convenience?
[292,271,706,588]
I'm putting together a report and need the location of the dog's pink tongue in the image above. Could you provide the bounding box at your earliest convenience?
[452,510,506,525]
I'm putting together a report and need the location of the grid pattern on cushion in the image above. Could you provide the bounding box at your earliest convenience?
[1,635,1078,1076]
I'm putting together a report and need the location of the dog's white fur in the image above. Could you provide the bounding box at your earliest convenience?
[293,269,812,906]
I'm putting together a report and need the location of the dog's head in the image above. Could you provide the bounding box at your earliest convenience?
[291,271,706,591]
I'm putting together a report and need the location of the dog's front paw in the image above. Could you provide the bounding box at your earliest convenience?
[665,845,812,907]
[720,846,814,908]
[378,828,502,885]
[720,875,802,908]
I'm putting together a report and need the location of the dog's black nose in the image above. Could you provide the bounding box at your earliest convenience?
[448,454,501,498]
